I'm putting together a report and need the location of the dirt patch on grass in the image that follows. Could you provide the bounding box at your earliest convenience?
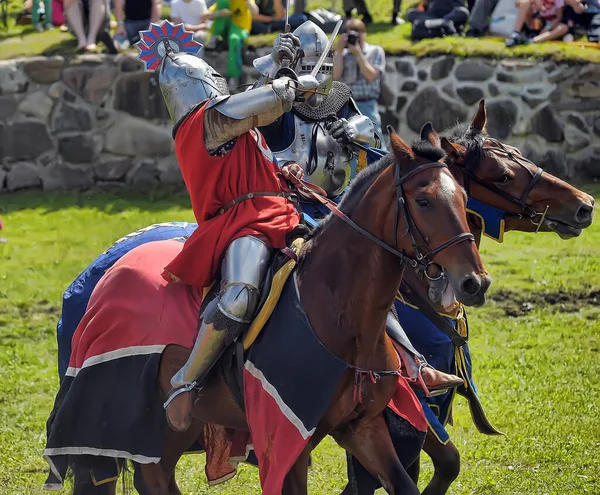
[490,288,600,316]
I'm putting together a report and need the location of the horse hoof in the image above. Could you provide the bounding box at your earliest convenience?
[165,392,193,432]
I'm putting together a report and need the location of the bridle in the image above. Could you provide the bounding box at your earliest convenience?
[460,137,549,232]
[297,159,475,275]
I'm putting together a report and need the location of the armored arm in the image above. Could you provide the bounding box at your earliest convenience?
[329,108,379,150]
[204,78,298,153]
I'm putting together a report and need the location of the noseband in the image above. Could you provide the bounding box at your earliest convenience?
[301,160,475,274]
[460,138,549,231]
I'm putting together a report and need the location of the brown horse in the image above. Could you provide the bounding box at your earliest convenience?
[344,101,595,495]
[49,129,491,495]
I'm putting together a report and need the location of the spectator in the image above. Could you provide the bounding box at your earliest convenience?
[343,0,373,24]
[113,0,162,45]
[333,18,386,148]
[563,0,599,41]
[64,0,109,50]
[406,0,470,33]
[32,0,53,30]
[171,0,210,41]
[465,0,499,36]
[250,0,306,34]
[204,0,258,89]
[505,0,579,46]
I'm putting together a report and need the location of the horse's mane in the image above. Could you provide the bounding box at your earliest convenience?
[445,123,487,161]
[306,141,446,240]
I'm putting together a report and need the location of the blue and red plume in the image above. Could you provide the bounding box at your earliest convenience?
[135,20,203,72]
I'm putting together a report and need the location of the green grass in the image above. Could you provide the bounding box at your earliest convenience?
[0,183,598,494]
[1,0,599,62]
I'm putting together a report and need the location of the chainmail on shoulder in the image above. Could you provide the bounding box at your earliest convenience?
[292,81,352,121]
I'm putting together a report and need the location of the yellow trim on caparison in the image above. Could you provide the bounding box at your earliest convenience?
[466,207,505,243]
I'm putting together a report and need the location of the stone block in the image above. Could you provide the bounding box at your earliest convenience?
[113,72,169,120]
[380,109,399,133]
[62,63,118,104]
[104,111,174,157]
[41,161,94,191]
[395,96,407,113]
[118,55,145,73]
[565,113,587,133]
[441,82,455,98]
[405,87,467,134]
[594,117,600,137]
[564,124,590,152]
[51,101,93,133]
[531,104,564,142]
[488,83,499,97]
[569,146,600,180]
[0,168,6,191]
[6,161,41,190]
[547,65,578,83]
[578,64,600,80]
[126,158,159,184]
[94,154,132,180]
[23,57,64,84]
[157,155,183,184]
[430,56,454,81]
[0,60,29,94]
[553,98,600,112]
[58,133,102,163]
[486,99,518,140]
[401,80,418,92]
[540,149,568,177]
[417,70,427,81]
[566,81,600,99]
[395,60,415,77]
[18,91,54,123]
[0,121,54,161]
[0,96,18,121]
[455,60,494,81]
[457,86,484,106]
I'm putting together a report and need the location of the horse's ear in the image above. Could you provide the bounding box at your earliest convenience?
[469,100,487,133]
[387,126,414,168]
[420,122,441,147]
[440,137,466,163]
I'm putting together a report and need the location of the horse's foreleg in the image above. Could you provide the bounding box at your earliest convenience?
[333,414,419,495]
[421,434,460,495]
[281,444,312,495]
[407,456,421,484]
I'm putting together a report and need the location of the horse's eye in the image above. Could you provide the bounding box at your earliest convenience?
[416,198,430,208]
[497,174,511,185]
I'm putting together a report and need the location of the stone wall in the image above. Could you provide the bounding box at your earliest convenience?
[1,51,599,193]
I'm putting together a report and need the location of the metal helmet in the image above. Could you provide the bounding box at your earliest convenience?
[158,50,230,126]
[253,20,333,108]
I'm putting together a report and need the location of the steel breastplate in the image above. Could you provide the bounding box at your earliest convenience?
[275,116,352,199]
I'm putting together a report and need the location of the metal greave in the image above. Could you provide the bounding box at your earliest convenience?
[169,236,272,389]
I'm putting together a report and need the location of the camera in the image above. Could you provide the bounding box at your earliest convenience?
[347,30,359,45]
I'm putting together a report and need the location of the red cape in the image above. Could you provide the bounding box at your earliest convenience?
[165,103,300,288]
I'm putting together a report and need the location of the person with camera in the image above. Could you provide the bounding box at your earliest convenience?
[333,18,386,149]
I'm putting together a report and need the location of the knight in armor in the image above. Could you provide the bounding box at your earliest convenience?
[252,20,379,200]
[151,36,312,432]
[253,21,464,396]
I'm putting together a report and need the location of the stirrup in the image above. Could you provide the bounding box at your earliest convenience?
[412,360,452,398]
[163,382,197,410]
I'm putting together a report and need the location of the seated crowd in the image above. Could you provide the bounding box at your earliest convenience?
[18,0,599,63]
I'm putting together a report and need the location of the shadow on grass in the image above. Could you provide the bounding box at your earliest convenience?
[0,185,193,215]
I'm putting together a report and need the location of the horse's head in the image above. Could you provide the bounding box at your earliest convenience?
[422,100,594,241]
[388,127,491,307]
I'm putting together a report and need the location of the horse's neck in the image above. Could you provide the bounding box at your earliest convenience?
[297,178,404,367]
[402,222,483,316]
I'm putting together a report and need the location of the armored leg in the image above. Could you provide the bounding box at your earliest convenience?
[386,312,464,397]
[164,235,271,432]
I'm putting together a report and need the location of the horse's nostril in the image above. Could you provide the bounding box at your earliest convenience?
[575,204,593,224]
[460,276,481,296]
